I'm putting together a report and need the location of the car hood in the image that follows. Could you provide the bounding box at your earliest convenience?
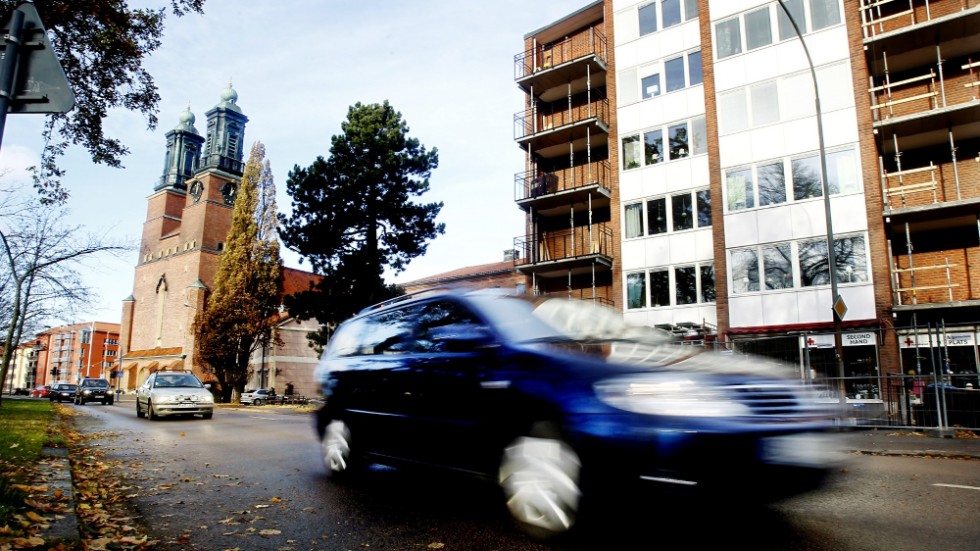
[150,387,212,398]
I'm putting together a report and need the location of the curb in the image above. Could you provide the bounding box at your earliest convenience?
[35,447,79,544]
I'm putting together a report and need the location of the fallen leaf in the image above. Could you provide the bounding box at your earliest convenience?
[258,529,281,536]
[428,544,446,550]
[254,504,271,509]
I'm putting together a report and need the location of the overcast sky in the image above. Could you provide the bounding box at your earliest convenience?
[0,0,590,325]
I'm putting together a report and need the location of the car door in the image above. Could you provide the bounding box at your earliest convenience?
[137,373,156,410]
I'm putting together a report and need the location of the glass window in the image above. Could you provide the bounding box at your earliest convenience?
[715,18,742,59]
[644,129,663,165]
[696,189,712,227]
[641,72,661,99]
[757,162,786,206]
[623,135,642,170]
[836,236,868,283]
[799,239,828,287]
[651,269,670,307]
[810,0,841,31]
[745,6,773,50]
[665,56,686,93]
[415,301,487,353]
[826,148,858,194]
[726,168,754,210]
[360,308,416,355]
[625,202,644,238]
[639,3,658,36]
[675,266,697,305]
[691,115,707,155]
[627,272,647,309]
[731,248,760,293]
[672,192,693,231]
[688,50,703,86]
[684,0,698,20]
[669,123,689,160]
[792,154,822,200]
[751,81,779,126]
[777,0,806,40]
[662,0,681,28]
[647,197,668,235]
[700,264,716,303]
[719,88,748,134]
[763,243,794,289]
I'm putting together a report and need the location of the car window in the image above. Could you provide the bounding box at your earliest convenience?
[415,299,491,352]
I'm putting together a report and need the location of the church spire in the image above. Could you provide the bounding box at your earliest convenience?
[155,105,205,191]
[202,82,249,175]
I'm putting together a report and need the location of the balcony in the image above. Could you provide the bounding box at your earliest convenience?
[514,28,607,100]
[860,1,980,42]
[514,98,610,158]
[514,225,613,279]
[515,161,612,216]
[891,252,980,309]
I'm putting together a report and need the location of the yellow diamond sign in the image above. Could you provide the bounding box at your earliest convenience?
[833,295,847,321]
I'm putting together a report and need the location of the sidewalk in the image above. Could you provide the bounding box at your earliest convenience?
[32,424,980,548]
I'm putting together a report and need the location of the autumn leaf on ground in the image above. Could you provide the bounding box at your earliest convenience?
[258,529,281,536]
[270,497,283,503]
[10,536,46,548]
[254,504,271,509]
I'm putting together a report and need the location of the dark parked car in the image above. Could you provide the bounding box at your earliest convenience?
[75,378,114,405]
[13,387,30,396]
[313,289,845,540]
[49,383,78,403]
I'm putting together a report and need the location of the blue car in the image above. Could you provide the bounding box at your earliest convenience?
[314,288,844,540]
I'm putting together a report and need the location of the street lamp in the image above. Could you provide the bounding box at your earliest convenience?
[775,0,846,403]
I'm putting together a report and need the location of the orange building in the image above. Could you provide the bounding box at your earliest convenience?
[27,322,120,388]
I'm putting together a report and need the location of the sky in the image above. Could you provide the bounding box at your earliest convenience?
[0,0,591,325]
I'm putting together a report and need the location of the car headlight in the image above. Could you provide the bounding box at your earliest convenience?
[200,394,214,404]
[595,376,751,417]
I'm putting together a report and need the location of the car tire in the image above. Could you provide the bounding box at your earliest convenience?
[202,411,213,420]
[499,422,583,541]
[147,402,157,421]
[321,419,360,480]
[254,399,264,406]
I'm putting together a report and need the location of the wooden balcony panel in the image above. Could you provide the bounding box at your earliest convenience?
[891,250,979,305]
[514,226,614,279]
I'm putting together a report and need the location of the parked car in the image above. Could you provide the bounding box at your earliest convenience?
[13,387,30,396]
[75,378,114,405]
[240,388,279,405]
[30,385,51,398]
[135,371,214,420]
[314,288,845,540]
[49,383,78,403]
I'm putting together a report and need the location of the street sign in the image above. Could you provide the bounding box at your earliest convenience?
[0,1,75,114]
[833,294,847,321]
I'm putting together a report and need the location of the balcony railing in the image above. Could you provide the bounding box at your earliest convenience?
[891,255,971,306]
[514,98,610,142]
[514,225,613,268]
[515,160,611,202]
[514,28,607,81]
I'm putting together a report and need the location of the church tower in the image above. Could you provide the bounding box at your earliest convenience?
[118,85,249,388]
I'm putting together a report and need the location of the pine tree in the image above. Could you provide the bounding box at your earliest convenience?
[193,142,283,402]
[279,101,443,347]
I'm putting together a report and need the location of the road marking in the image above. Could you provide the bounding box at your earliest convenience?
[932,483,980,491]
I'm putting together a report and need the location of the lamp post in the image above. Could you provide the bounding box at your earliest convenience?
[775,0,846,404]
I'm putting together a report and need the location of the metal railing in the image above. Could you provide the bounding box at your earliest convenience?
[514,98,610,141]
[515,160,611,202]
[514,27,607,80]
[514,225,613,266]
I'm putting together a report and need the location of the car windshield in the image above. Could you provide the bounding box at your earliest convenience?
[155,374,203,388]
[84,380,108,387]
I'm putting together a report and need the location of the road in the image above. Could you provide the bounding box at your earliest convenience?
[70,402,980,551]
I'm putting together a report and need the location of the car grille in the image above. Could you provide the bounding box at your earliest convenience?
[731,383,831,418]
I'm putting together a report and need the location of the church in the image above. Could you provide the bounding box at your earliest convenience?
[116,85,322,399]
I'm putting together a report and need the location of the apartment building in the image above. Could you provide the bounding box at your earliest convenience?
[513,1,621,308]
[31,322,121,386]
[522,0,980,397]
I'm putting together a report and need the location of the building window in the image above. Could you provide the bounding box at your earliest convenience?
[697,190,712,228]
[644,129,663,165]
[647,197,668,235]
[750,81,779,126]
[726,167,754,211]
[763,243,794,289]
[639,2,658,36]
[623,135,642,170]
[731,248,760,293]
[669,123,689,160]
[688,50,703,86]
[777,0,806,40]
[672,192,693,231]
[826,148,858,194]
[625,202,644,238]
[757,162,786,206]
[792,154,823,200]
[661,0,681,28]
[684,0,698,20]
[665,56,686,93]
[651,270,670,307]
[718,88,748,135]
[800,235,868,287]
[627,272,647,309]
[715,18,742,59]
[675,266,697,305]
[810,0,841,31]
[691,115,707,156]
[641,72,661,99]
[700,264,716,303]
[745,6,773,51]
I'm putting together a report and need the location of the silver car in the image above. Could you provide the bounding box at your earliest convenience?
[135,371,214,420]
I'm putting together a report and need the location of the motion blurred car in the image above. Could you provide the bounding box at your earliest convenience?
[75,378,114,405]
[314,288,845,540]
[135,371,214,420]
[240,388,278,405]
[30,385,51,398]
[13,387,30,396]
[49,383,78,403]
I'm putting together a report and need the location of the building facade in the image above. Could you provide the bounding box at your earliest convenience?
[117,86,322,398]
[523,0,980,399]
[22,323,121,388]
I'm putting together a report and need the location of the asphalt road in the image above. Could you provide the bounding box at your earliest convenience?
[68,401,980,551]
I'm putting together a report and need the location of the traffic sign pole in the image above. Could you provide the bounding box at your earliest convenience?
[0,6,25,150]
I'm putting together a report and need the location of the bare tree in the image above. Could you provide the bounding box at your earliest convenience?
[0,189,130,405]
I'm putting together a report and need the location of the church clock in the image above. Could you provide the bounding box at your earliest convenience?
[221,182,238,205]
[189,180,204,202]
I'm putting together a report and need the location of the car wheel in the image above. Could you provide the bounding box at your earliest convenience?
[499,423,583,540]
[202,411,213,420]
[147,401,157,421]
[136,400,145,418]
[321,419,359,479]
[254,399,264,406]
